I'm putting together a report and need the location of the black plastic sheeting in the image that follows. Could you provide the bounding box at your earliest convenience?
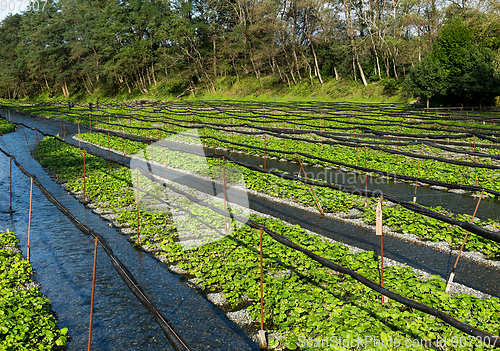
[13,118,500,261]
[134,162,500,348]
[29,109,497,345]
[0,146,192,351]
[62,111,500,171]
[12,117,500,249]
[61,116,500,199]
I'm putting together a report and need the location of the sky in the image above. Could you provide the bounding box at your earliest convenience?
[0,0,31,23]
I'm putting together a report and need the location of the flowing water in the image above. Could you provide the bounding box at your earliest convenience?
[0,109,258,350]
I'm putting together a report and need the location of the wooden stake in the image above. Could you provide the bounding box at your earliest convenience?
[54,139,58,179]
[296,154,324,216]
[83,151,87,205]
[222,157,228,232]
[87,237,98,351]
[413,143,423,203]
[264,133,267,169]
[473,135,478,186]
[376,197,388,303]
[445,189,485,293]
[136,169,141,245]
[9,157,13,213]
[364,146,368,208]
[258,227,267,348]
[22,126,32,155]
[107,131,111,172]
[27,177,33,262]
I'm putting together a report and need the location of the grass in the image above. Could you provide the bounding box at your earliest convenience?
[1,76,409,104]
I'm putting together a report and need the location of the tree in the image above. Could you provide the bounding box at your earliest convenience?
[403,55,446,108]
[405,14,500,107]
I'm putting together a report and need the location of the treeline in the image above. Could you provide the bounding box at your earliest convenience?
[0,0,499,100]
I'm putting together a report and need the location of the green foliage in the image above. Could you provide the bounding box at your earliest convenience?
[32,129,500,350]
[403,56,446,105]
[405,16,500,106]
[0,231,67,349]
[0,119,15,135]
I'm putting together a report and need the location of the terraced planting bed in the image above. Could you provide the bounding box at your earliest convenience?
[3,100,500,350]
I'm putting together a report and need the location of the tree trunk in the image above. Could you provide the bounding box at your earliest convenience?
[354,48,368,86]
[309,38,323,85]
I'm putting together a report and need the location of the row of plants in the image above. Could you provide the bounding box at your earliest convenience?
[32,135,500,350]
[0,118,15,135]
[75,131,500,259]
[7,101,500,176]
[0,230,68,349]
[8,100,500,138]
[23,100,496,193]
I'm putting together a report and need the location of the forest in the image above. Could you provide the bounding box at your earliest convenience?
[0,0,500,104]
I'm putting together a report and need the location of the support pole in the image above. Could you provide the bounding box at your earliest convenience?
[258,228,267,348]
[136,169,141,245]
[87,237,98,351]
[83,151,87,205]
[296,154,324,216]
[264,133,267,169]
[474,135,478,186]
[77,117,82,151]
[445,189,485,293]
[413,143,423,203]
[364,146,368,208]
[22,126,32,155]
[107,131,111,172]
[376,197,387,304]
[54,139,58,179]
[222,157,228,232]
[27,177,33,262]
[9,157,13,213]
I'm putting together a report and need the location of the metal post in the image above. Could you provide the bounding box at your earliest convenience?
[87,237,98,351]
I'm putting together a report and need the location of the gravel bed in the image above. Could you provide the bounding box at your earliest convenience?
[227,310,253,326]
[207,293,228,307]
